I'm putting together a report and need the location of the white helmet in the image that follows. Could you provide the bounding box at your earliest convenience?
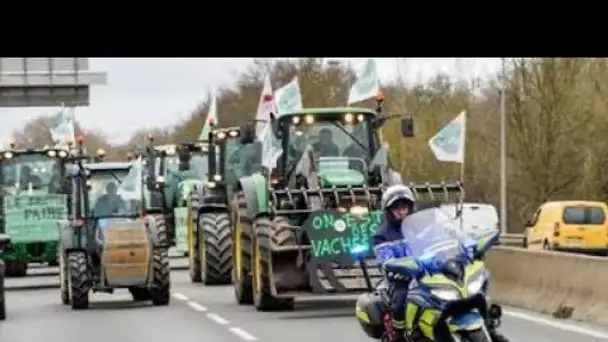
[381,184,415,211]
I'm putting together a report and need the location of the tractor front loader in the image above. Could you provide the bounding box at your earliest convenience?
[189,123,261,285]
[231,96,463,312]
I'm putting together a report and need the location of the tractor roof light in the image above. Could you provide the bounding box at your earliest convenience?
[357,114,365,122]
[58,150,68,158]
[216,132,226,140]
[3,152,13,159]
[292,116,301,125]
[228,130,239,137]
[47,150,57,157]
[212,174,222,182]
[97,148,106,157]
[304,115,314,124]
[207,181,216,189]
[344,113,354,124]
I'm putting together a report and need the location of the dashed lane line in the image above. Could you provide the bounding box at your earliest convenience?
[172,293,258,341]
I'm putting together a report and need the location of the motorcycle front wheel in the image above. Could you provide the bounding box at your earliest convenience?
[455,327,492,342]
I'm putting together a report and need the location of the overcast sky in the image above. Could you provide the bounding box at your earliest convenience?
[0,58,501,145]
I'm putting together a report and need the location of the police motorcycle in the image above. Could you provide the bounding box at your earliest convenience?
[353,207,504,342]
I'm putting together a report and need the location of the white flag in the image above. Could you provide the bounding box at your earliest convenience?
[260,127,283,170]
[199,95,218,140]
[428,111,467,163]
[274,76,303,116]
[347,58,380,104]
[49,106,76,148]
[117,157,143,200]
[255,74,276,138]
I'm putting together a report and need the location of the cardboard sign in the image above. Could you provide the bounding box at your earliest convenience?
[3,194,67,243]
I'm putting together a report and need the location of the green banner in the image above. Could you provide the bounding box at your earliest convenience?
[173,207,188,254]
[3,194,68,243]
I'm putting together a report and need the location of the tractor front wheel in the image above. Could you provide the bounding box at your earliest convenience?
[232,193,253,305]
[200,212,232,285]
[150,248,171,306]
[189,197,202,283]
[68,252,90,310]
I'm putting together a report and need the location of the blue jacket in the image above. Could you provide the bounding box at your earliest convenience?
[372,218,410,267]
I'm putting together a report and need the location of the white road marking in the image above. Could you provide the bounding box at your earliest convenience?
[505,309,608,340]
[187,301,208,312]
[207,313,230,325]
[229,327,258,341]
[171,293,189,301]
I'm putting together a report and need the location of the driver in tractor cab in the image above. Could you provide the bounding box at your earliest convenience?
[47,163,63,194]
[373,185,508,342]
[93,182,127,217]
[235,123,262,177]
[313,128,339,157]
[18,165,43,190]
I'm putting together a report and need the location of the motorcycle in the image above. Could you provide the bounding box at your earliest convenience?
[353,207,503,342]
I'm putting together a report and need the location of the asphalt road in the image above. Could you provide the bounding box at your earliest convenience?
[3,261,608,342]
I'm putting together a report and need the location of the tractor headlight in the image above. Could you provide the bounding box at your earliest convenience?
[3,152,13,159]
[467,276,486,295]
[212,174,222,182]
[58,150,68,158]
[350,206,368,216]
[207,181,216,188]
[156,176,165,183]
[430,288,460,301]
[47,150,57,157]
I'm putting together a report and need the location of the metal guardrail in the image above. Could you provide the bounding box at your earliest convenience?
[499,233,525,247]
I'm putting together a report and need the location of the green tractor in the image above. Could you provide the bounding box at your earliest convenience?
[58,152,171,309]
[0,142,73,277]
[137,138,209,257]
[189,124,261,284]
[231,98,463,311]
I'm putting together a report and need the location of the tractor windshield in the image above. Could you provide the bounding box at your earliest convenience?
[1,153,63,195]
[285,114,375,175]
[87,169,141,218]
[225,136,261,182]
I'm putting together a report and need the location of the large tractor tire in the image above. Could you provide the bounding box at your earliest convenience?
[5,261,28,278]
[59,252,69,305]
[189,195,202,283]
[151,214,169,246]
[150,248,171,306]
[252,216,295,311]
[0,265,5,320]
[68,252,90,310]
[232,193,254,305]
[199,212,232,285]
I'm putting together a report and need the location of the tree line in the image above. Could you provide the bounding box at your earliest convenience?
[13,58,608,233]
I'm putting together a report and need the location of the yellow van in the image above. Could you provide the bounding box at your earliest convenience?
[523,201,608,255]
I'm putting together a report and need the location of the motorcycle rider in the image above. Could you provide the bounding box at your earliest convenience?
[373,184,508,342]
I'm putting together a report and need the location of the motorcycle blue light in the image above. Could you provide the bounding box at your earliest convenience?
[351,244,369,255]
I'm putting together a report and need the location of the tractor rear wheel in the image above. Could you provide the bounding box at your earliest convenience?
[150,248,171,306]
[189,196,202,283]
[152,214,169,246]
[252,216,295,311]
[232,193,253,305]
[68,252,90,310]
[200,212,232,285]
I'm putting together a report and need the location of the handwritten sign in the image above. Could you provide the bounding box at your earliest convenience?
[3,194,67,243]
[172,207,189,255]
[303,210,383,262]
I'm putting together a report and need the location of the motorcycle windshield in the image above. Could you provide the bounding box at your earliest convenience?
[400,208,470,266]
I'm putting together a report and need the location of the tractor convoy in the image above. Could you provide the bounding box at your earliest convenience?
[0,90,464,324]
